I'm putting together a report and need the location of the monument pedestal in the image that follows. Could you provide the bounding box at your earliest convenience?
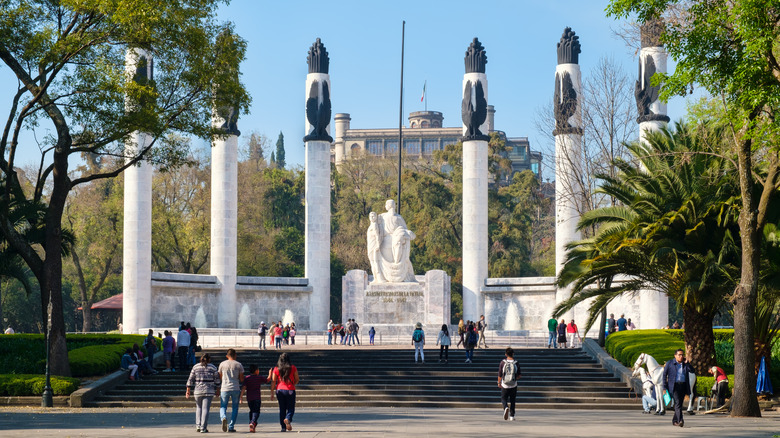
[342,270,450,335]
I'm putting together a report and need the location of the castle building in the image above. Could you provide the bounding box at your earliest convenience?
[332,107,542,180]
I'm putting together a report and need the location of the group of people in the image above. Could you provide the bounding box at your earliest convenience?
[638,349,729,428]
[607,313,636,334]
[546,317,581,348]
[256,321,297,350]
[326,319,374,345]
[185,348,299,433]
[410,321,481,364]
[160,322,201,372]
[120,340,159,380]
[455,316,488,349]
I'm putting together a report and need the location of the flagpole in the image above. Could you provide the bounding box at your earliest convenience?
[397,20,405,215]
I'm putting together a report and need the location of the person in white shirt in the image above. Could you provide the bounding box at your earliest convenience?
[177,326,191,371]
[4,326,14,334]
[436,324,451,363]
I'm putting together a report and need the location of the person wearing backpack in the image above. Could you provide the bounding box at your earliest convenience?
[464,323,477,363]
[258,322,268,350]
[411,322,425,363]
[498,347,520,421]
[436,324,451,363]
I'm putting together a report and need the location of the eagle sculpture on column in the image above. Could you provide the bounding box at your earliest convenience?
[461,80,488,141]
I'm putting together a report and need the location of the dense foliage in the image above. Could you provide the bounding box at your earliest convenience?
[0,374,79,396]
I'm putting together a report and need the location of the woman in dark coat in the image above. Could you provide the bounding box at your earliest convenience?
[557,319,568,349]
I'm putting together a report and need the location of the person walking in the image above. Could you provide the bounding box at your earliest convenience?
[143,329,158,369]
[188,326,199,366]
[271,353,299,432]
[412,322,425,363]
[708,365,729,408]
[566,320,581,348]
[258,322,268,350]
[607,313,617,335]
[456,319,465,349]
[498,347,520,421]
[369,326,376,345]
[240,364,271,433]
[177,325,191,372]
[617,314,628,331]
[353,320,361,345]
[477,315,488,348]
[547,316,558,349]
[464,323,477,363]
[162,330,176,372]
[186,353,220,433]
[557,320,568,349]
[663,349,695,427]
[218,348,245,432]
[436,324,451,363]
[274,323,283,349]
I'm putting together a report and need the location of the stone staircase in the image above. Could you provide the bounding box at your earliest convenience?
[88,346,639,409]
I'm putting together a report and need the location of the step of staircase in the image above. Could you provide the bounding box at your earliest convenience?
[88,347,639,410]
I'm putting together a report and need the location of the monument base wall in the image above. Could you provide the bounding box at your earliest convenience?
[145,272,312,331]
[342,269,450,335]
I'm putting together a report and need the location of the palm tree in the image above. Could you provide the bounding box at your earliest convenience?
[555,122,741,374]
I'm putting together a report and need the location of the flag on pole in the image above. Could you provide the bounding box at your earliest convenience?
[420,81,426,102]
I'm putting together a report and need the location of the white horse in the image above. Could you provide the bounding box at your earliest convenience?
[633,352,697,414]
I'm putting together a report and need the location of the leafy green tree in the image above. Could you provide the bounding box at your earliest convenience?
[555,123,740,374]
[270,151,276,167]
[151,158,211,274]
[275,132,286,169]
[0,0,249,375]
[607,0,780,416]
[64,175,123,332]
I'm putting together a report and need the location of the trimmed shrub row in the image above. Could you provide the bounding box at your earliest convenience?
[0,374,80,396]
[0,334,159,375]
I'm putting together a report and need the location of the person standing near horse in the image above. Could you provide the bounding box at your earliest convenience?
[663,349,695,427]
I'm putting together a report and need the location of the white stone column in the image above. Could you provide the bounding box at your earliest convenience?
[211,130,238,328]
[553,29,584,322]
[122,49,153,334]
[303,39,332,331]
[637,22,670,329]
[461,39,489,323]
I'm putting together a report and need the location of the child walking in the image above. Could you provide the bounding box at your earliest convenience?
[240,364,271,433]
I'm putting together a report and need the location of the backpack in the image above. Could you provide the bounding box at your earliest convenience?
[412,329,423,342]
[502,360,518,385]
[259,326,268,336]
[468,331,477,345]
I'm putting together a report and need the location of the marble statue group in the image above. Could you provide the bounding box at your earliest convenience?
[367,199,417,283]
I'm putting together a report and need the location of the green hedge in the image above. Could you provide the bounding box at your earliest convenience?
[0,374,80,396]
[0,334,158,375]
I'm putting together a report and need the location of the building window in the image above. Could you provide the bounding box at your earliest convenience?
[411,122,417,128]
[350,143,361,156]
[421,121,429,128]
[404,139,420,155]
[386,141,398,155]
[442,138,458,147]
[368,140,382,156]
[432,121,441,128]
[423,140,438,155]
[531,162,539,175]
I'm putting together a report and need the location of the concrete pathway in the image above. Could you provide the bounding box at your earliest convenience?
[0,406,777,437]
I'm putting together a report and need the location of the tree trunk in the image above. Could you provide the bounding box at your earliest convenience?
[681,304,716,375]
[598,308,606,347]
[42,144,72,377]
[82,307,92,333]
[731,132,761,417]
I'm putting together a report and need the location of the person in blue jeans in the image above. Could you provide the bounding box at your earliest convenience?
[217,348,244,432]
[271,353,299,432]
[546,317,558,348]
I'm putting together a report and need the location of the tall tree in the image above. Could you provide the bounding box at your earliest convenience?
[0,1,249,375]
[275,131,286,169]
[607,0,780,417]
[555,123,740,374]
[65,173,123,332]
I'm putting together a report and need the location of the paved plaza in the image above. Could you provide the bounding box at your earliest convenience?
[0,406,777,437]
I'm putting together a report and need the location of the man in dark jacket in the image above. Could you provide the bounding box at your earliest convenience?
[663,349,695,427]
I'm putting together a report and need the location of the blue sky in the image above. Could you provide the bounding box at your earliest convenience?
[2,0,695,173]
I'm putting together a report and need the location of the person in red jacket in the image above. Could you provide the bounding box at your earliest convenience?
[708,365,729,408]
[566,320,581,348]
